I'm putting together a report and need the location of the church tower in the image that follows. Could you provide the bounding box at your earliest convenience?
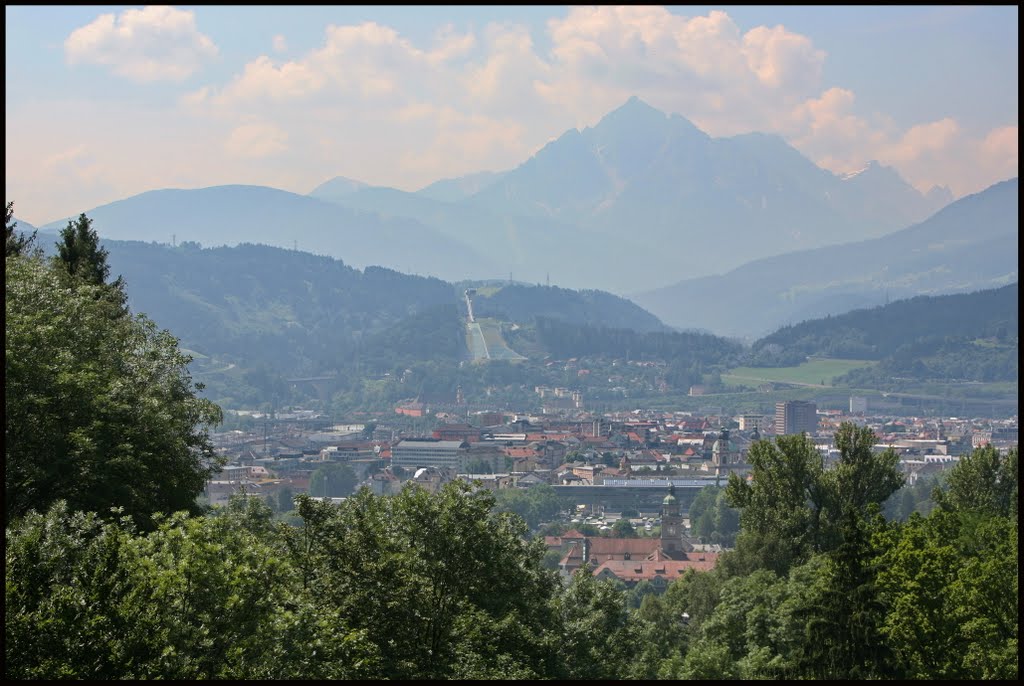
[660,483,690,555]
[712,429,731,486]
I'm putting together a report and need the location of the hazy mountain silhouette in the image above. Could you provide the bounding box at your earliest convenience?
[634,178,1018,339]
[39,184,502,282]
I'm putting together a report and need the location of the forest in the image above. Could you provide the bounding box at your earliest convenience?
[746,285,1019,384]
[5,205,1018,679]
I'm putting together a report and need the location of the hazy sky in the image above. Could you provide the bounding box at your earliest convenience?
[6,5,1018,226]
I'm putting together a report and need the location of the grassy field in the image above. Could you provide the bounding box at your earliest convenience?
[466,322,489,361]
[466,319,526,361]
[724,358,877,387]
[480,319,526,361]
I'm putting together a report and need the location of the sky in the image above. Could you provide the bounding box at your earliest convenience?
[5,5,1019,227]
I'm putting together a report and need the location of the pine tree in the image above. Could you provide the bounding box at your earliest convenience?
[5,201,37,257]
[52,212,128,311]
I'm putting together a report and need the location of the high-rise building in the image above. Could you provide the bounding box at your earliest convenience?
[849,396,868,415]
[775,400,818,435]
[391,439,467,471]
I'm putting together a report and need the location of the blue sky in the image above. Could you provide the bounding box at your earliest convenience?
[6,5,1018,226]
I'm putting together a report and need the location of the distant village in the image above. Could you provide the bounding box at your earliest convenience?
[206,395,1018,589]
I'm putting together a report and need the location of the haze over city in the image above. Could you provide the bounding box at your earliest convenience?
[5,4,1019,226]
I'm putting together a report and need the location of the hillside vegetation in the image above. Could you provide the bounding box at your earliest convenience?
[748,284,1018,384]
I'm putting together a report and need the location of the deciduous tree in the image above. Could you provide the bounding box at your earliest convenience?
[5,254,222,528]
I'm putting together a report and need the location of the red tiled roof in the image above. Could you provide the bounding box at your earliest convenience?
[592,553,720,581]
[586,538,662,558]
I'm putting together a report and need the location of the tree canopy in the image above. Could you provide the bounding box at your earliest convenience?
[5,251,222,528]
[5,201,37,257]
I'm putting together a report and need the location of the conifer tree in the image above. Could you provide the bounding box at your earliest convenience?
[5,201,37,257]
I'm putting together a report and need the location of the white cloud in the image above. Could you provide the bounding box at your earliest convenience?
[65,6,218,82]
[975,125,1018,182]
[24,6,1008,216]
[880,118,960,165]
[880,122,1018,195]
[224,122,290,159]
[536,7,825,129]
[742,24,825,91]
[219,55,328,102]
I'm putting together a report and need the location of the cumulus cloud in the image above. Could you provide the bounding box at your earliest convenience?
[47,7,1010,203]
[395,105,528,178]
[224,122,290,159]
[976,125,1018,181]
[881,122,1018,196]
[742,24,824,91]
[536,7,826,132]
[65,6,218,82]
[219,55,328,102]
[880,118,961,165]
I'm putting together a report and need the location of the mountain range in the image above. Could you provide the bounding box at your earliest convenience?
[36,185,502,282]
[84,240,664,373]
[634,177,1018,339]
[29,96,961,297]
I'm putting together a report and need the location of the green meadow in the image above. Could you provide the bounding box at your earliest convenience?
[724,358,877,387]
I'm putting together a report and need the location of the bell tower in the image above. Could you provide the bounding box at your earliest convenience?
[660,483,686,555]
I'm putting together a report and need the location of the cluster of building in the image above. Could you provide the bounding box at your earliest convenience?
[206,400,1017,586]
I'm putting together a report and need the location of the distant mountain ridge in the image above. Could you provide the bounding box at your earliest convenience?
[309,96,953,293]
[38,185,502,282]
[747,284,1018,385]
[92,239,667,376]
[414,170,508,202]
[634,177,1019,339]
[455,97,951,286]
[27,96,972,299]
[754,283,1018,360]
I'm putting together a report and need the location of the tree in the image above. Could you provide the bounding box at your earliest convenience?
[689,485,740,545]
[5,200,37,257]
[797,508,895,679]
[5,254,223,528]
[724,433,829,575]
[491,483,569,530]
[54,213,109,285]
[677,569,790,679]
[557,565,638,679]
[612,518,637,538]
[291,483,564,679]
[4,497,378,680]
[53,212,128,312]
[309,462,359,498]
[724,424,902,576]
[825,423,904,523]
[875,506,1018,679]
[788,425,904,680]
[277,486,295,513]
[938,444,1017,517]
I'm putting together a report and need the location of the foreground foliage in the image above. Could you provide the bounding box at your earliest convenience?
[4,405,1017,680]
[5,252,222,529]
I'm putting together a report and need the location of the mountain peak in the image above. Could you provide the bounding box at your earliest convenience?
[841,160,902,183]
[597,95,667,128]
[308,176,369,200]
[926,184,954,206]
